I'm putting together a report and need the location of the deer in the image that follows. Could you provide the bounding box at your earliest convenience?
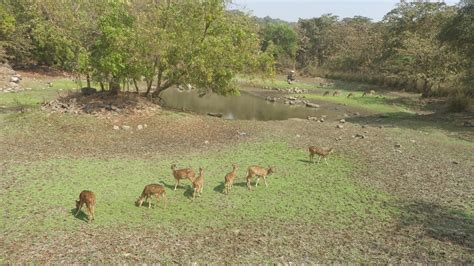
[333,91,341,96]
[245,166,275,190]
[362,89,376,97]
[171,164,195,191]
[347,92,354,98]
[224,164,238,194]
[75,190,96,223]
[308,146,334,165]
[323,91,330,96]
[136,184,167,209]
[192,167,205,200]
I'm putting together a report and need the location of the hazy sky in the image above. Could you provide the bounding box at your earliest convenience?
[229,0,460,22]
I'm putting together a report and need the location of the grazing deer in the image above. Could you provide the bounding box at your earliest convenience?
[192,167,205,200]
[333,91,341,96]
[136,184,167,209]
[362,90,375,97]
[308,146,334,165]
[75,190,96,222]
[171,164,195,191]
[347,92,354,98]
[245,166,275,190]
[224,164,238,194]
[323,91,329,96]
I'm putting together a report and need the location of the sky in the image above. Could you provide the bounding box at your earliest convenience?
[229,0,460,22]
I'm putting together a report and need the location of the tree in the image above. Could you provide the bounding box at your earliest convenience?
[258,20,297,70]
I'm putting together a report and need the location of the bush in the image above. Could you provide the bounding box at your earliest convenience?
[447,92,471,112]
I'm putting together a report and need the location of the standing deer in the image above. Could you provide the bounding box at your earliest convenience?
[136,184,167,209]
[333,91,341,96]
[75,190,96,223]
[192,167,205,200]
[308,146,334,165]
[245,166,275,190]
[224,164,238,194]
[171,164,195,191]
[323,91,330,96]
[347,93,354,98]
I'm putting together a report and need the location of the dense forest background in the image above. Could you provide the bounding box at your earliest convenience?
[0,0,472,99]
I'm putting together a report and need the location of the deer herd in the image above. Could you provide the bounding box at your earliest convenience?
[75,145,334,222]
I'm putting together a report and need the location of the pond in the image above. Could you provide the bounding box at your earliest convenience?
[160,88,352,121]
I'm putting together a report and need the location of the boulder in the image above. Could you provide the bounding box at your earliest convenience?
[306,103,320,108]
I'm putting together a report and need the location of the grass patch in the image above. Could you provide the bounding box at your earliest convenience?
[301,93,411,113]
[1,141,395,236]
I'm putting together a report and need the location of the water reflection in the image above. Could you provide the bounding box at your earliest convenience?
[161,88,334,121]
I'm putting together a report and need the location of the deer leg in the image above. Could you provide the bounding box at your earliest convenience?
[310,153,314,163]
[264,176,268,187]
[147,196,152,209]
[174,179,179,191]
[163,194,167,208]
[193,188,197,201]
[246,177,252,190]
[155,194,161,207]
[324,157,329,165]
[317,156,322,164]
[255,177,260,187]
[86,205,92,222]
[75,202,83,217]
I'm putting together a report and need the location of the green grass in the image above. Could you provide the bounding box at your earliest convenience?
[300,93,412,113]
[1,141,395,236]
[237,76,320,90]
[0,78,77,109]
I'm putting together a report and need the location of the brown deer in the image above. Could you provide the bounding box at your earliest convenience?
[308,146,334,165]
[245,166,275,190]
[136,184,167,209]
[333,91,341,96]
[171,164,195,191]
[192,167,205,200]
[362,89,375,97]
[224,164,238,194]
[323,91,330,96]
[75,190,96,222]
[347,92,354,98]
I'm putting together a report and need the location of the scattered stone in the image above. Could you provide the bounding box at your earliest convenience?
[339,119,346,123]
[337,124,344,129]
[137,125,144,130]
[237,131,247,136]
[296,134,301,138]
[319,118,325,122]
[10,76,20,83]
[321,115,327,118]
[353,112,360,116]
[305,103,320,108]
[307,116,318,121]
[410,139,416,143]
[394,144,402,148]
[361,125,367,128]
[452,161,459,165]
[207,112,223,118]
[354,134,366,139]
[122,125,131,130]
[463,121,474,127]
[204,140,209,144]
[335,136,343,141]
[113,125,120,130]
[286,96,297,101]
[144,124,148,128]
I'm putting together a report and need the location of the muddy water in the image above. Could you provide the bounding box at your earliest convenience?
[160,88,360,121]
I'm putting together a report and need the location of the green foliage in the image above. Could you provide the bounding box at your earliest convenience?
[259,21,297,70]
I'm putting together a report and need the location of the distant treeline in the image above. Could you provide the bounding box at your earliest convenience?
[255,0,473,97]
[0,0,472,98]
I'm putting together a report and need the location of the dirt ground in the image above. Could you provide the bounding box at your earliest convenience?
[1,71,473,263]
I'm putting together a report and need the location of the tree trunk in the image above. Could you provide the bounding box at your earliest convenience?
[133,79,139,94]
[144,79,153,96]
[421,79,431,98]
[109,77,121,95]
[99,82,105,92]
[86,73,91,88]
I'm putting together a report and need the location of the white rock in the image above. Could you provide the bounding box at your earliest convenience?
[113,125,120,130]
[122,125,131,130]
[137,125,143,130]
